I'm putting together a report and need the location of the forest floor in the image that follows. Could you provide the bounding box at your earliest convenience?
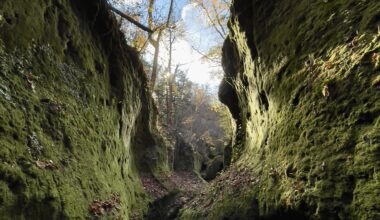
[139,171,207,219]
[141,171,206,199]
[139,166,256,219]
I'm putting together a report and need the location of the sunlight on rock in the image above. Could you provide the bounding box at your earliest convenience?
[0,0,379,219]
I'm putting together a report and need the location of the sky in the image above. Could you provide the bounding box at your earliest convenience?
[119,0,227,88]
[175,2,224,86]
[153,0,225,87]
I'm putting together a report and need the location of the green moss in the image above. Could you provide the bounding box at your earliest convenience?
[181,0,380,219]
[372,75,380,87]
[0,0,168,219]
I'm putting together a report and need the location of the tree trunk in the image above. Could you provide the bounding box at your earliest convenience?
[150,30,162,90]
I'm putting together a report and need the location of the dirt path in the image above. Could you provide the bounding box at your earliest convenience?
[140,171,207,219]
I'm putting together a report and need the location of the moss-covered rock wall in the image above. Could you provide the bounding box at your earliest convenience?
[0,0,168,219]
[181,0,380,219]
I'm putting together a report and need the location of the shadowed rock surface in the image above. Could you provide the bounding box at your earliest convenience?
[0,0,169,218]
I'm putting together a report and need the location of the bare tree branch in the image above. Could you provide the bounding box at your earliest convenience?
[211,2,227,36]
[107,3,154,33]
[190,44,221,64]
[197,2,225,39]
[166,0,175,27]
[148,0,155,30]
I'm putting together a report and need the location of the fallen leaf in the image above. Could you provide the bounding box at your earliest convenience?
[35,159,55,169]
[322,85,330,97]
[349,38,359,48]
[372,53,379,63]
[26,77,36,93]
[321,161,326,171]
[89,194,121,217]
[324,62,334,70]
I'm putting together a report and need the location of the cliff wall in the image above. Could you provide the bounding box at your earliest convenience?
[181,0,380,219]
[0,0,168,219]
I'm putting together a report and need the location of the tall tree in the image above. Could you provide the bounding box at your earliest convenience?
[148,0,175,90]
[155,70,231,148]
[107,0,176,89]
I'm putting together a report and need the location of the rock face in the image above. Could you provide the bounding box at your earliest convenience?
[182,0,380,219]
[201,155,224,181]
[173,135,225,180]
[0,0,168,219]
[173,136,197,172]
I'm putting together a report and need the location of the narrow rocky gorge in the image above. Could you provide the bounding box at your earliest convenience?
[0,0,379,219]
